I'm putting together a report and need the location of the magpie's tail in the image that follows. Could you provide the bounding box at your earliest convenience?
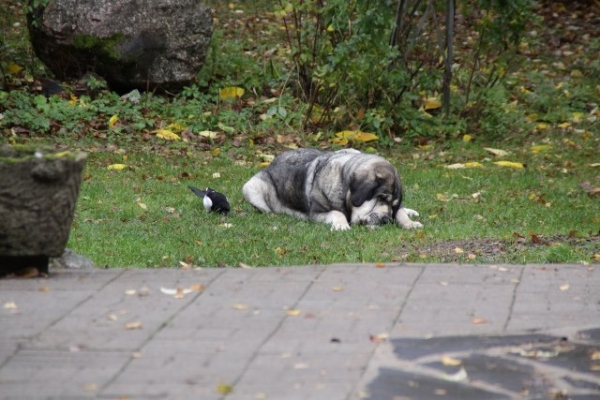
[188,185,207,198]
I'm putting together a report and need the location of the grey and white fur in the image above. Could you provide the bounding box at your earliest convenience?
[243,148,422,231]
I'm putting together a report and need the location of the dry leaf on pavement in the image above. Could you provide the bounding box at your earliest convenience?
[216,382,233,394]
[370,333,389,343]
[441,355,462,366]
[3,302,17,309]
[124,321,142,330]
[160,287,193,298]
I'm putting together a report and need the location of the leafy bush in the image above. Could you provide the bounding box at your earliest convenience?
[275,0,535,139]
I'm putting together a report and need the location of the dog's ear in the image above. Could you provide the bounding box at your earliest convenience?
[350,168,388,207]
[350,177,378,207]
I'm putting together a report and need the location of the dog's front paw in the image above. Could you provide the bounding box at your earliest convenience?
[331,222,351,231]
[396,207,423,229]
[402,220,423,229]
[403,208,420,218]
[326,211,351,231]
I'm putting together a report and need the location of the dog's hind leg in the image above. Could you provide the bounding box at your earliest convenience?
[243,176,273,213]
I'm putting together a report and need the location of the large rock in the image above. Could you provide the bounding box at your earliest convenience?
[27,0,213,92]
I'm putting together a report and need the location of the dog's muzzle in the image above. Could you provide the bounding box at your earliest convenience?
[360,213,393,227]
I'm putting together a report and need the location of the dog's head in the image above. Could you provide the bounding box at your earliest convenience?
[347,159,402,227]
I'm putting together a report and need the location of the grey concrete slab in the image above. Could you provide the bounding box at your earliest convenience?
[0,264,598,400]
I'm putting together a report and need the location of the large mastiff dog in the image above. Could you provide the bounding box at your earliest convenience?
[243,148,423,231]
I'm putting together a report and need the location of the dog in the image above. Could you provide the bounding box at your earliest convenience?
[242,148,423,231]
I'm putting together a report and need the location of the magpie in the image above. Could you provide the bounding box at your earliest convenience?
[188,186,230,215]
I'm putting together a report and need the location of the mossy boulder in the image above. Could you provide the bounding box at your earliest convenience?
[27,0,213,93]
[0,145,87,275]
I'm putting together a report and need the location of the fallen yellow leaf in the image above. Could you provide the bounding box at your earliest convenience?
[7,62,23,75]
[232,303,248,310]
[571,112,584,122]
[154,129,180,141]
[441,355,462,366]
[124,321,143,330]
[355,131,378,142]
[423,96,442,110]
[53,151,72,158]
[484,147,509,157]
[219,86,244,100]
[274,247,288,255]
[525,113,539,122]
[530,144,553,153]
[332,130,378,144]
[446,163,466,169]
[493,161,525,169]
[3,302,17,309]
[436,193,451,202]
[286,309,301,316]
[165,122,184,133]
[471,317,488,324]
[199,130,218,139]
[331,136,349,146]
[462,134,473,142]
[108,115,118,129]
[570,69,583,78]
[447,162,483,169]
[216,383,233,395]
[107,164,127,171]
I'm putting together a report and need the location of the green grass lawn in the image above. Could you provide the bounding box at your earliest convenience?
[62,135,599,267]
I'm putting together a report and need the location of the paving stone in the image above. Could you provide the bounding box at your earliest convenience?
[0,264,598,399]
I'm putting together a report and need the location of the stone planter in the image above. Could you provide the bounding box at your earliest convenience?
[0,145,87,275]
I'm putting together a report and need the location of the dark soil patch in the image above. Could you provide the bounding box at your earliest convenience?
[396,233,600,263]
